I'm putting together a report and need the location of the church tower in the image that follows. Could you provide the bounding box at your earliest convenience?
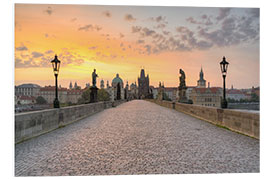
[69,82,73,89]
[197,67,206,88]
[138,69,150,99]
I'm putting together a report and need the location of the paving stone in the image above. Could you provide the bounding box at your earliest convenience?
[15,100,259,176]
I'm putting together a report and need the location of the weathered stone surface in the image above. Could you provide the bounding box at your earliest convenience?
[148,99,259,139]
[15,101,125,144]
[15,100,259,176]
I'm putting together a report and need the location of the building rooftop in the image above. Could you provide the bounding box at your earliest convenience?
[112,74,123,84]
[18,96,36,101]
[194,87,222,94]
[227,89,244,95]
[16,83,41,88]
[40,86,68,92]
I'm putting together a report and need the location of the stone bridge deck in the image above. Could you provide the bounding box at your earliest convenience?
[15,100,259,176]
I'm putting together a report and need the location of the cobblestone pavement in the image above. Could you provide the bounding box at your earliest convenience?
[15,100,259,176]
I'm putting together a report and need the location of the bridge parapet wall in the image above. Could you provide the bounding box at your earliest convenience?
[147,99,259,139]
[15,100,125,144]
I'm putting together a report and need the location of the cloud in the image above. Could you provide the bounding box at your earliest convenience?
[45,50,54,54]
[78,24,102,31]
[119,33,124,38]
[70,18,77,22]
[162,31,170,35]
[44,6,53,15]
[201,14,208,19]
[125,14,136,22]
[16,44,28,51]
[131,26,141,33]
[144,45,152,55]
[129,8,258,55]
[155,16,164,22]
[89,46,98,50]
[103,11,111,18]
[137,39,145,44]
[150,16,167,23]
[110,54,117,59]
[74,59,84,65]
[216,8,231,20]
[141,27,156,37]
[186,16,213,26]
[15,49,86,68]
[155,23,166,29]
[32,51,44,58]
[15,58,39,68]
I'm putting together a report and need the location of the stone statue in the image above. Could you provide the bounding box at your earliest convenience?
[179,69,186,90]
[92,69,98,87]
[178,68,188,103]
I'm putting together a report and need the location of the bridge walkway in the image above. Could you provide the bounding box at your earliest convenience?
[15,100,259,176]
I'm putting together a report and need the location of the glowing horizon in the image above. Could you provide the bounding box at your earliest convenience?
[15,4,259,89]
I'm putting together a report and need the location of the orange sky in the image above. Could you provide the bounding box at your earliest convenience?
[15,4,260,89]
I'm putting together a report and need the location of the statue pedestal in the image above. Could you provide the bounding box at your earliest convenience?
[178,87,188,103]
[90,86,98,103]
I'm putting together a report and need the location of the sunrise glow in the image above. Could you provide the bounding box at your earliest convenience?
[15,4,259,89]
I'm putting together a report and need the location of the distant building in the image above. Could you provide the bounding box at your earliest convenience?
[39,86,83,104]
[150,86,158,99]
[138,69,150,99]
[190,87,222,108]
[39,86,68,104]
[67,89,83,104]
[17,96,36,105]
[112,74,124,100]
[197,67,206,88]
[105,81,115,101]
[186,86,196,100]
[69,82,73,89]
[100,79,105,89]
[125,81,129,99]
[164,87,178,101]
[129,81,138,99]
[252,86,260,97]
[227,87,246,101]
[15,83,41,97]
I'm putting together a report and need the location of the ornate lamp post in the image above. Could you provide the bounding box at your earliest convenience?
[220,56,229,108]
[51,55,61,108]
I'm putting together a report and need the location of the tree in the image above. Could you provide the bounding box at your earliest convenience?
[98,89,110,101]
[78,87,90,104]
[36,96,47,104]
[163,93,171,101]
[251,92,259,102]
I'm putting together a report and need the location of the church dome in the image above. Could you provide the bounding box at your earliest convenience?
[112,74,123,85]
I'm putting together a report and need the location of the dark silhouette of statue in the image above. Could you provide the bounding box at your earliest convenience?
[92,69,98,87]
[179,69,186,89]
[178,68,188,103]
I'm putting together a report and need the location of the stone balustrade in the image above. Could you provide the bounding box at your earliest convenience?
[15,100,126,144]
[147,99,259,139]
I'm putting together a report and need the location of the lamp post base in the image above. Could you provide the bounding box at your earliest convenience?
[53,99,60,108]
[221,99,228,109]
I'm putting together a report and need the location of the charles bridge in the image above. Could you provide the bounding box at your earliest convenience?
[15,99,259,176]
